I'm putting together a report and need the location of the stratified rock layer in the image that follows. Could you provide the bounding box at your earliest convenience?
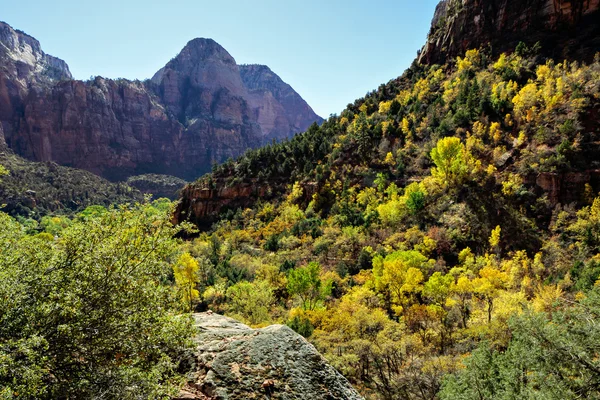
[419,0,600,65]
[176,312,363,400]
[0,22,322,181]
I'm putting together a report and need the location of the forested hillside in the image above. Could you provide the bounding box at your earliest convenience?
[175,45,600,398]
[1,0,600,399]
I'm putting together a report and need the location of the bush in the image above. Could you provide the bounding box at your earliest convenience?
[0,204,195,399]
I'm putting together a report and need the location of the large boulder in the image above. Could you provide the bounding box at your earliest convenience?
[177,312,363,400]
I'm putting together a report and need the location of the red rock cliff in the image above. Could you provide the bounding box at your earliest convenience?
[419,0,600,65]
[0,23,322,181]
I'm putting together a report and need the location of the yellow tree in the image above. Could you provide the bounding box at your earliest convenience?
[373,251,428,315]
[423,272,455,353]
[430,137,471,188]
[173,252,200,312]
[473,266,508,323]
[450,271,475,329]
[489,225,501,255]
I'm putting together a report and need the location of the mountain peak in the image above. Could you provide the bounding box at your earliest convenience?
[0,20,71,81]
[175,37,236,66]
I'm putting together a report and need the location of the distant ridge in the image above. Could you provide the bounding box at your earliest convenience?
[0,24,323,181]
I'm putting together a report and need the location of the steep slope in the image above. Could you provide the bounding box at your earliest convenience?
[0,23,322,181]
[419,0,600,65]
[0,150,142,218]
[170,4,600,397]
[175,0,600,228]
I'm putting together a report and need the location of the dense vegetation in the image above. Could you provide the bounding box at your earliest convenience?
[126,174,187,200]
[2,43,600,399]
[0,200,196,399]
[0,151,142,218]
[181,46,600,399]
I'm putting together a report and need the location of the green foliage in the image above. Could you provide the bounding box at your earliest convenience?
[0,152,142,218]
[286,316,314,338]
[430,137,470,187]
[441,289,600,400]
[287,262,330,310]
[405,185,426,215]
[164,47,600,400]
[0,204,195,399]
[226,280,274,325]
[0,164,7,179]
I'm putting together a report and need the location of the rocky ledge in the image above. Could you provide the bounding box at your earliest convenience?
[176,312,363,400]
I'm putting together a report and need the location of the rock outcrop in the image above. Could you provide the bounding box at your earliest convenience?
[176,312,363,400]
[0,22,322,181]
[174,178,274,229]
[419,0,600,65]
[0,21,71,84]
[533,170,600,205]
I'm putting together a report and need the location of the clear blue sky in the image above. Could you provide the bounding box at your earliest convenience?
[2,0,439,117]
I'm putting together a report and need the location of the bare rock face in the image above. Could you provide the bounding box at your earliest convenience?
[533,170,600,204]
[0,21,71,83]
[419,0,600,65]
[240,64,324,140]
[0,23,322,181]
[174,178,275,229]
[176,312,363,400]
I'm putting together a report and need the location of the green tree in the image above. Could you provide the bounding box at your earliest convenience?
[226,280,274,325]
[0,204,195,399]
[441,288,600,400]
[287,262,330,310]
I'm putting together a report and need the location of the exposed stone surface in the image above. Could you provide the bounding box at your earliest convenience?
[174,179,275,229]
[175,312,363,400]
[0,21,71,83]
[0,23,322,181]
[533,170,600,204]
[240,64,324,140]
[419,0,600,65]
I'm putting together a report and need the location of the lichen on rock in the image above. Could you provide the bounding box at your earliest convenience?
[176,312,363,400]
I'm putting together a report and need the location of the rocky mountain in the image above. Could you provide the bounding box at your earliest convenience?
[240,64,324,140]
[0,22,322,181]
[419,0,600,65]
[175,0,600,229]
[176,312,363,400]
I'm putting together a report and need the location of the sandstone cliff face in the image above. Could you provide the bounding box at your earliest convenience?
[176,312,363,400]
[419,0,600,65]
[0,21,71,84]
[7,77,188,180]
[240,64,324,140]
[0,23,322,181]
[174,178,274,229]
